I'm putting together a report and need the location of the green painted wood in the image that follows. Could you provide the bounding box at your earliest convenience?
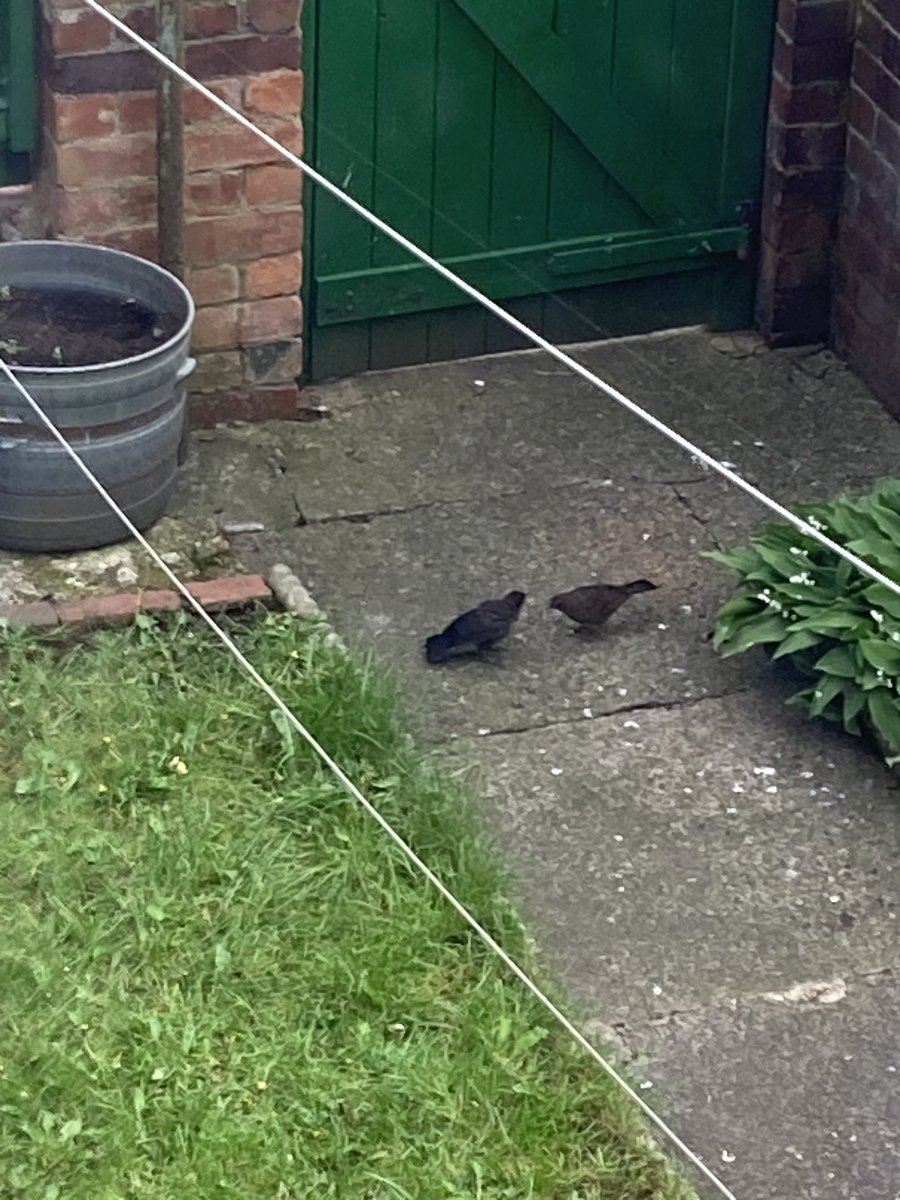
[313,1,379,278]
[316,226,745,325]
[426,307,488,361]
[452,0,707,225]
[307,0,380,377]
[305,0,775,379]
[0,0,36,185]
[367,0,440,367]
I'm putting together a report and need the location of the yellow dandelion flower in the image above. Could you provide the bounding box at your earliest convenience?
[97,783,108,795]
[168,756,189,775]
[256,1080,268,1091]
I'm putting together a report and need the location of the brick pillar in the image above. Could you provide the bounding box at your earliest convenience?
[756,0,855,345]
[39,0,304,425]
[832,0,900,412]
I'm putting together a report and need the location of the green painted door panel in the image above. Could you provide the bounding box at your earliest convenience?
[0,0,37,185]
[305,0,775,380]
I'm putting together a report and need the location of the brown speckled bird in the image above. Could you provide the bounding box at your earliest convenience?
[425,590,526,664]
[549,579,657,632]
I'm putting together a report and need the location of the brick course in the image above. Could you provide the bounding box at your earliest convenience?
[757,0,855,346]
[758,0,900,415]
[22,0,305,427]
[832,1,900,416]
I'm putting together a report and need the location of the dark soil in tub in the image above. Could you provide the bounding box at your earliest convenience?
[0,285,181,368]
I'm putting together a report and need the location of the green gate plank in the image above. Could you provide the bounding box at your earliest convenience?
[718,0,777,212]
[368,0,440,366]
[667,0,731,216]
[8,0,36,153]
[0,0,36,185]
[371,0,439,268]
[426,0,498,359]
[311,0,382,377]
[451,0,709,225]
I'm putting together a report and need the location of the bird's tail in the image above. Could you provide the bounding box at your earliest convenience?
[625,579,658,595]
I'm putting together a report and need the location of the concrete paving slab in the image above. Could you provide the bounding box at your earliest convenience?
[275,366,693,523]
[186,327,900,538]
[451,694,900,1025]
[169,424,300,532]
[246,480,769,741]
[624,972,900,1200]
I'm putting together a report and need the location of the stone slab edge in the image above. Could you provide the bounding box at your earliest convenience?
[267,563,346,650]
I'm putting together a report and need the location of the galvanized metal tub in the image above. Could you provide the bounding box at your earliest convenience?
[0,240,195,553]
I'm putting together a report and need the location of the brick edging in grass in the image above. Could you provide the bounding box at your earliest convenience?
[0,575,275,630]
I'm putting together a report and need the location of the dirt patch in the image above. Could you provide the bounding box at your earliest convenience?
[0,285,180,368]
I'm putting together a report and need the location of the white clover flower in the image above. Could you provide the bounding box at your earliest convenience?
[870,610,885,624]
[806,515,827,532]
[790,546,810,557]
[789,572,813,586]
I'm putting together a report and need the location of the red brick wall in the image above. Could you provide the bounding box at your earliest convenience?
[36,0,304,425]
[756,0,855,345]
[758,0,900,414]
[832,0,900,411]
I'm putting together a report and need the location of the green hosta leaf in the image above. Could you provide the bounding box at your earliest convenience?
[846,535,900,573]
[867,687,900,755]
[786,685,814,708]
[842,505,876,539]
[715,593,764,624]
[752,541,807,580]
[857,639,900,674]
[867,502,900,546]
[834,555,858,592]
[862,583,900,620]
[842,684,867,735]
[707,547,762,575]
[770,628,824,659]
[807,674,844,718]
[717,613,789,657]
[813,644,858,678]
[859,666,885,690]
[768,582,833,604]
[787,611,868,638]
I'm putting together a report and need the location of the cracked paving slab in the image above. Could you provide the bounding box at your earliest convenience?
[449,691,900,1027]
[242,479,770,741]
[169,425,301,532]
[620,970,900,1200]
[288,328,900,525]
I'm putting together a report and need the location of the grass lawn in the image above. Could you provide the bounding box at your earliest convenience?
[0,610,693,1199]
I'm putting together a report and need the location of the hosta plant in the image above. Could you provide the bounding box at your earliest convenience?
[710,477,900,764]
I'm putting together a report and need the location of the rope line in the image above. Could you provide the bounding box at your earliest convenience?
[75,0,900,600]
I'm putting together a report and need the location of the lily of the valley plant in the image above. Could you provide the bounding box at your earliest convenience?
[710,477,900,763]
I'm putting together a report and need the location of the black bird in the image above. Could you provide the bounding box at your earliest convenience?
[549,579,657,632]
[425,591,526,664]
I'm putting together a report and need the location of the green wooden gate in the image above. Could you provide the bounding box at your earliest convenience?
[0,0,37,186]
[303,0,775,381]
